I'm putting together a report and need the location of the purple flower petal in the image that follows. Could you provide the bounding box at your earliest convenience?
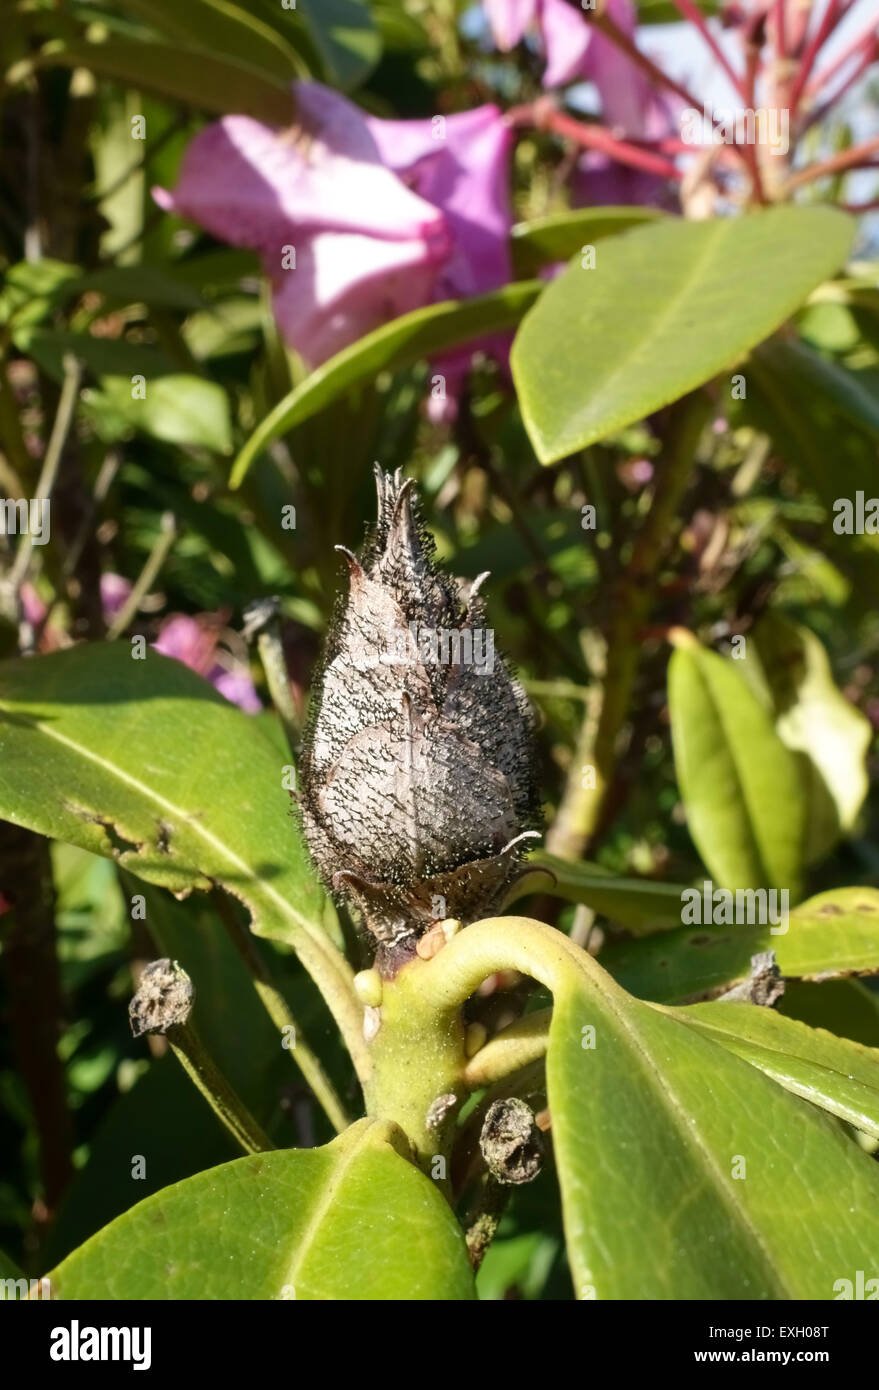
[100,572,132,622]
[154,83,452,365]
[271,229,446,366]
[368,106,513,298]
[153,615,216,670]
[368,105,514,402]
[484,0,539,50]
[153,614,261,712]
[539,0,593,89]
[209,666,262,713]
[156,85,448,249]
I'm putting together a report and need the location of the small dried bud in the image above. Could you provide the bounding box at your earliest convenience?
[300,466,538,975]
[479,1098,544,1185]
[129,959,193,1037]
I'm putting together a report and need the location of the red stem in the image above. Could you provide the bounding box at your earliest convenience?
[789,0,850,109]
[805,17,879,95]
[784,133,879,191]
[669,0,747,98]
[773,0,787,58]
[587,9,755,178]
[741,41,768,205]
[536,105,683,180]
[802,37,878,132]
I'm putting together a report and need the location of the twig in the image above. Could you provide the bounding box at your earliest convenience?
[741,40,768,205]
[783,133,879,192]
[130,959,273,1155]
[243,597,300,759]
[213,891,351,1134]
[789,0,849,109]
[106,510,177,639]
[585,7,752,178]
[546,391,712,861]
[6,352,81,596]
[669,0,746,99]
[534,105,682,181]
[800,36,878,133]
[60,450,120,581]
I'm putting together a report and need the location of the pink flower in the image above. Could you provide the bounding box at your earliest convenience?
[573,90,682,208]
[100,572,132,622]
[367,104,514,417]
[156,84,515,408]
[153,615,261,713]
[154,83,452,366]
[484,0,647,118]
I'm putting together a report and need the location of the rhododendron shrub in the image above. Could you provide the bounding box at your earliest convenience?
[0,0,878,1314]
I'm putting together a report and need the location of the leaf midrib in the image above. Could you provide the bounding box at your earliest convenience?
[4,705,337,971]
[560,969,793,1297]
[560,219,730,442]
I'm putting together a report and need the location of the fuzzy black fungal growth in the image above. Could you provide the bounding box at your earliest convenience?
[300,464,538,976]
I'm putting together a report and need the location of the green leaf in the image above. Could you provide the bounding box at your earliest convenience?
[510,206,664,277]
[297,0,380,89]
[675,1000,879,1140]
[0,259,81,329]
[772,336,879,435]
[83,374,233,453]
[47,1120,475,1299]
[114,0,305,82]
[512,850,686,934]
[743,339,879,604]
[11,326,178,383]
[73,265,208,312]
[511,206,854,464]
[743,614,871,861]
[549,953,879,1298]
[0,645,357,1037]
[44,882,350,1265]
[602,886,879,1003]
[669,640,806,898]
[0,1249,26,1286]
[779,978,879,1048]
[229,281,540,487]
[38,37,295,123]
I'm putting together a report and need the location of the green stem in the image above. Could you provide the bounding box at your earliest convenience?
[463,1009,550,1089]
[168,1023,274,1155]
[6,353,81,598]
[365,965,466,1185]
[546,390,712,860]
[106,510,177,639]
[365,920,598,1180]
[0,358,30,493]
[211,892,351,1133]
[256,625,300,759]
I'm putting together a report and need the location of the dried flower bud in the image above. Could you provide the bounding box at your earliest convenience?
[300,465,538,975]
